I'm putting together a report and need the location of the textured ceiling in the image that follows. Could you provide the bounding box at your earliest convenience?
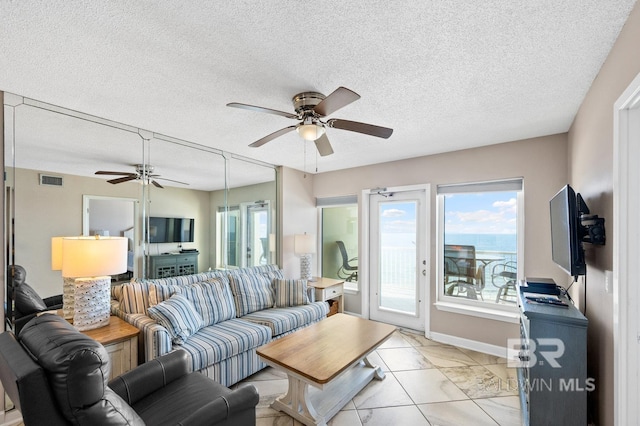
[0,1,637,185]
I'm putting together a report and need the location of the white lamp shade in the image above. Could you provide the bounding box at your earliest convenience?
[296,124,326,141]
[51,237,63,270]
[294,234,316,255]
[54,236,128,277]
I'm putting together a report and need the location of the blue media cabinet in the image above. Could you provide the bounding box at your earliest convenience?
[516,280,588,425]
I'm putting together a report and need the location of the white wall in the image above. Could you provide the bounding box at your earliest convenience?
[280,167,316,279]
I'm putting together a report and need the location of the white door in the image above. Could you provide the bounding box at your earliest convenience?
[369,187,428,330]
[245,202,270,266]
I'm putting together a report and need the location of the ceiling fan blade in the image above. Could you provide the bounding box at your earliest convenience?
[155,177,189,186]
[227,102,298,119]
[95,171,134,176]
[314,133,334,156]
[151,180,164,188]
[327,119,393,139]
[249,125,297,148]
[313,87,360,117]
[107,175,138,184]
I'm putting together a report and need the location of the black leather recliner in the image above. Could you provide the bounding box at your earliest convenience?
[10,265,63,334]
[0,314,259,425]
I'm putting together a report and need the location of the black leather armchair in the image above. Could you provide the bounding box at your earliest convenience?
[10,265,63,334]
[0,314,259,425]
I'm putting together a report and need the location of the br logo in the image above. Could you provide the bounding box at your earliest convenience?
[506,338,565,368]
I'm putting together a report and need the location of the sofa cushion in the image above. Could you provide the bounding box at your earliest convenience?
[147,271,229,287]
[181,279,236,326]
[148,283,182,306]
[178,319,272,372]
[262,269,285,281]
[273,279,309,307]
[148,294,205,345]
[228,273,275,316]
[239,301,329,336]
[118,281,150,314]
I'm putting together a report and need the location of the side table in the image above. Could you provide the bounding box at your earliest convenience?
[81,316,139,380]
[309,277,345,316]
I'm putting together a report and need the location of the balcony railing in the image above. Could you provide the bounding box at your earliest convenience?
[378,247,518,310]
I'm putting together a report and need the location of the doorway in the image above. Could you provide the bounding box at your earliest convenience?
[613,72,640,424]
[82,195,138,277]
[244,201,271,266]
[368,185,429,331]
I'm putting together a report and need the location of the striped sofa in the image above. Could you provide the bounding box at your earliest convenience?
[111,265,329,387]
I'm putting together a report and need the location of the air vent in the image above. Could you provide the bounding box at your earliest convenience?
[39,174,63,187]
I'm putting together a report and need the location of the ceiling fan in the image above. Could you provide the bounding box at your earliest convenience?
[95,164,188,189]
[227,87,393,156]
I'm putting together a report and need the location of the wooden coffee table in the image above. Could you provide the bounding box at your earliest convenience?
[256,313,396,426]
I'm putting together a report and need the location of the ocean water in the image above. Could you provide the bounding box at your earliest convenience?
[379,233,517,288]
[445,233,517,253]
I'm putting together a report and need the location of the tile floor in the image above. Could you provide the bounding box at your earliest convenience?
[234,328,522,426]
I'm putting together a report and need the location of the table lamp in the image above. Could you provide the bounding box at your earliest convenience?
[51,237,78,320]
[294,233,316,281]
[51,236,127,330]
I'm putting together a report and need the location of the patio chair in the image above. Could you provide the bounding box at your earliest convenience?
[491,261,518,303]
[336,240,358,282]
[444,245,484,300]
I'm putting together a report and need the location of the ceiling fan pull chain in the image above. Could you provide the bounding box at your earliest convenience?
[303,139,307,178]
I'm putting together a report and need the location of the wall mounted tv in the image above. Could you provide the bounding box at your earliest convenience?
[148,217,195,243]
[549,185,605,280]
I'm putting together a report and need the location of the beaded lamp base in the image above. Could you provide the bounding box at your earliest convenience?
[73,276,111,331]
[300,254,312,281]
[62,277,76,319]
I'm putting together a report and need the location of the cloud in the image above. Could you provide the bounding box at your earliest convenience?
[493,198,517,214]
[382,208,405,218]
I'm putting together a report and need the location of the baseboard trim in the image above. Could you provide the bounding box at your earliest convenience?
[427,331,507,358]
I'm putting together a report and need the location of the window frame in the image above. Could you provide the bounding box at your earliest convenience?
[434,178,524,323]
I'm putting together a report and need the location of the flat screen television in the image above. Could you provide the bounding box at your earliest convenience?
[549,185,585,278]
[148,217,195,243]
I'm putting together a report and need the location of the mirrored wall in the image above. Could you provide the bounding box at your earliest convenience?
[3,93,278,328]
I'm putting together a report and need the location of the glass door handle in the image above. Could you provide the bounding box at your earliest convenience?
[422,269,427,276]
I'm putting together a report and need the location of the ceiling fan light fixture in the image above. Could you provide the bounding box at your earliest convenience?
[296,123,325,141]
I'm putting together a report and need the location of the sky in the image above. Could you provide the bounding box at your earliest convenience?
[376,192,517,248]
[445,192,517,234]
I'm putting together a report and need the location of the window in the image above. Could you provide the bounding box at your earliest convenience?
[437,179,523,316]
[318,196,358,290]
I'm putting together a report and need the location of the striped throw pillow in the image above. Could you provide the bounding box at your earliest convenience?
[273,279,309,307]
[118,281,150,314]
[148,283,182,307]
[181,279,236,326]
[229,273,275,316]
[147,294,204,345]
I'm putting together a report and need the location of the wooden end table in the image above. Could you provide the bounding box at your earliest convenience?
[257,313,396,426]
[80,316,139,380]
[308,277,344,315]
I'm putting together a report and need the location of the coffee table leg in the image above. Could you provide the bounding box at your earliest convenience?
[272,374,325,426]
[363,356,386,381]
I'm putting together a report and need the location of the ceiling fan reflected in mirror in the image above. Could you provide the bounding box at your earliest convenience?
[227,87,393,156]
[95,164,188,189]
